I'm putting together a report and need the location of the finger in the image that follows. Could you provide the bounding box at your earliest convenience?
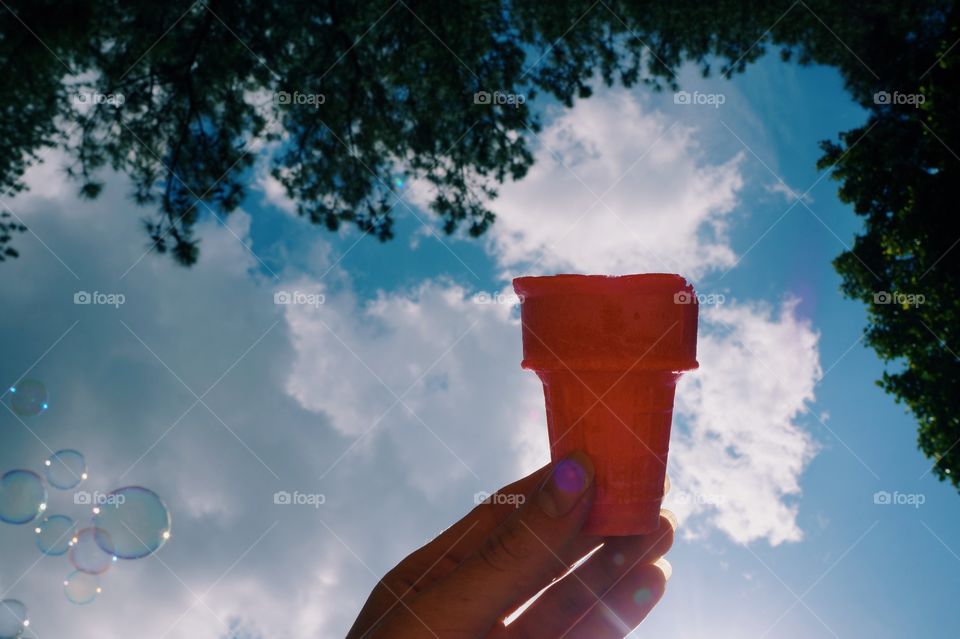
[348,463,554,638]
[400,451,596,635]
[393,463,554,589]
[564,559,670,639]
[494,512,675,638]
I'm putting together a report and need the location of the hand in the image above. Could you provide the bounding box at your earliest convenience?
[347,451,675,638]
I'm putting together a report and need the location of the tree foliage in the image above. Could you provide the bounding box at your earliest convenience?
[818,6,959,487]
[0,0,861,263]
[0,0,957,486]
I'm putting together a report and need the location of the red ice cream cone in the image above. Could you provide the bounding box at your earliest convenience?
[513,274,699,535]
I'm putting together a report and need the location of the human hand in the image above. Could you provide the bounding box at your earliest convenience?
[347,451,675,638]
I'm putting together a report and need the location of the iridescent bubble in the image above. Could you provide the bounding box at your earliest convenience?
[64,571,101,605]
[36,514,76,556]
[0,599,28,638]
[68,527,114,574]
[44,449,87,490]
[8,379,48,417]
[93,486,171,559]
[0,470,47,524]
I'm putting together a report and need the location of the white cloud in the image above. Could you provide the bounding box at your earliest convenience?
[1,81,824,639]
[307,86,821,545]
[666,299,821,545]
[766,180,813,204]
[282,280,548,500]
[277,87,822,547]
[483,87,820,545]
[282,277,822,546]
[258,168,298,215]
[0,167,385,639]
[486,90,745,279]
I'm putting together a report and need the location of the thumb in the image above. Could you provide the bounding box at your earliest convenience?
[415,451,595,633]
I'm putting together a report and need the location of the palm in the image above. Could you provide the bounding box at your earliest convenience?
[348,463,673,639]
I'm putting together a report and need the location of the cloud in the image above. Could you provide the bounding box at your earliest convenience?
[479,87,819,545]
[282,278,822,546]
[0,164,383,639]
[282,281,548,500]
[275,87,822,546]
[666,299,821,545]
[486,90,745,279]
[1,82,823,639]
[766,180,813,204]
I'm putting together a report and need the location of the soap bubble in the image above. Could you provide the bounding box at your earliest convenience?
[64,571,101,605]
[69,527,115,574]
[36,514,76,555]
[0,599,28,638]
[44,449,87,490]
[93,486,171,559]
[8,379,48,417]
[0,470,47,524]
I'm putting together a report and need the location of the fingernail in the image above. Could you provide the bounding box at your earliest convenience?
[538,450,594,517]
[661,509,678,532]
[653,557,673,581]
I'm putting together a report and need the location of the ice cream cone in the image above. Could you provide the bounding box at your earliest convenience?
[513,274,699,535]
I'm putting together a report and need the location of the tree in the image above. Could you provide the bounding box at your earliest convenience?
[0,0,866,264]
[818,9,959,488]
[0,0,957,486]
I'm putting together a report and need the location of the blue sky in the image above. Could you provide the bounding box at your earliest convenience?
[1,47,958,639]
